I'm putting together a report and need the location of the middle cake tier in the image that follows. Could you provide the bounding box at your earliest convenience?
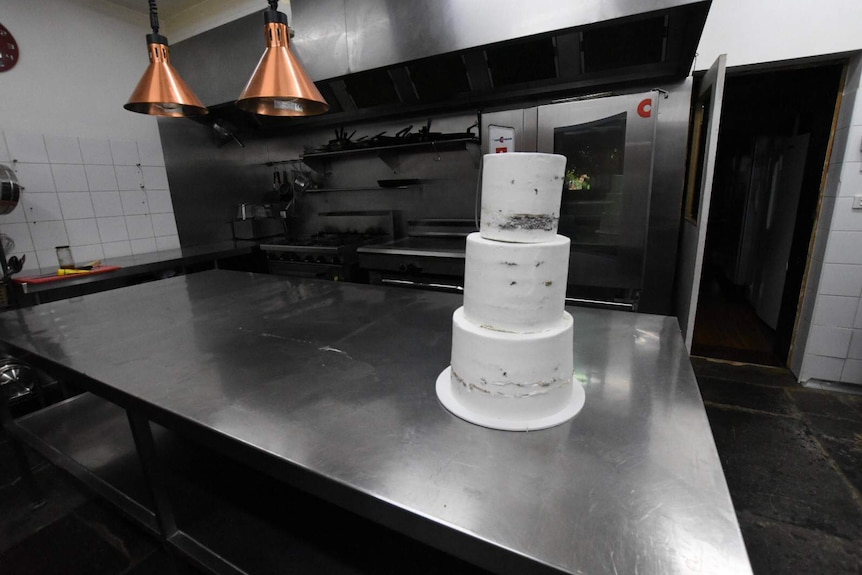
[463,232,571,333]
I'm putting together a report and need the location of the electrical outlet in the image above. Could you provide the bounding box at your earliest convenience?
[854,195,862,210]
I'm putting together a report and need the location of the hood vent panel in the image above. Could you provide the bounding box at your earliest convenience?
[343,69,400,110]
[183,1,710,134]
[582,15,668,73]
[486,37,558,88]
[408,53,472,102]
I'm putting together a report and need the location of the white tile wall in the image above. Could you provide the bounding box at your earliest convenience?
[146,190,173,214]
[103,240,133,258]
[131,238,157,254]
[73,244,105,263]
[85,165,119,192]
[155,235,181,251]
[819,263,862,297]
[125,215,154,239]
[141,166,169,189]
[115,165,142,191]
[45,135,83,164]
[110,140,139,166]
[120,190,149,215]
[14,163,55,192]
[837,160,862,197]
[97,216,130,243]
[53,165,89,195]
[66,218,101,246]
[842,359,862,383]
[0,132,9,163]
[152,213,178,237]
[6,132,49,163]
[79,138,112,165]
[798,57,862,386]
[830,197,862,231]
[35,249,59,269]
[848,330,862,360]
[812,295,859,328]
[824,231,862,265]
[800,354,845,382]
[137,139,165,167]
[1,222,34,253]
[91,191,124,218]
[0,130,180,271]
[29,220,69,251]
[58,192,95,220]
[806,325,852,357]
[23,192,62,222]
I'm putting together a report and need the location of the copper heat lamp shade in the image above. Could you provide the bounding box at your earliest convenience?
[125,35,208,117]
[236,11,329,117]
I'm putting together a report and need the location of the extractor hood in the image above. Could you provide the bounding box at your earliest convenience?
[174,0,711,132]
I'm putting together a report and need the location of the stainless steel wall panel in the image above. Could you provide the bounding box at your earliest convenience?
[291,0,350,81]
[171,15,262,107]
[160,112,481,245]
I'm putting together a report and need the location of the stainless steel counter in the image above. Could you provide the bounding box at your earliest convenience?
[0,270,751,574]
[11,241,259,304]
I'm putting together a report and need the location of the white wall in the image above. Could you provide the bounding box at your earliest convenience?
[696,0,862,70]
[0,0,181,270]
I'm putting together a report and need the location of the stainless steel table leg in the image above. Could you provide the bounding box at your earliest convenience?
[8,434,46,508]
[126,410,178,540]
[0,400,46,509]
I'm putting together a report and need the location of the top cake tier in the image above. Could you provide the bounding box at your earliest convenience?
[479,153,567,243]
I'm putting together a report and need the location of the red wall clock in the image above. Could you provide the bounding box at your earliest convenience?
[0,23,19,73]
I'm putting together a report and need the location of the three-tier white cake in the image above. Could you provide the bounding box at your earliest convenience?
[436,153,586,431]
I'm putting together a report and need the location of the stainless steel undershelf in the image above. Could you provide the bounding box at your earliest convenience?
[11,393,159,534]
[0,270,752,575]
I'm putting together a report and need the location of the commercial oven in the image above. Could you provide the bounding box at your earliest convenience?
[482,90,664,311]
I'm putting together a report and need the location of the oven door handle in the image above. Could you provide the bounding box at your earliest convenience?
[380,278,463,293]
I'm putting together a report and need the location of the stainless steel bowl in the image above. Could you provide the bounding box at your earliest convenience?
[0,164,21,215]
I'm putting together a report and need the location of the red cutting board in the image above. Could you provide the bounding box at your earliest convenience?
[13,265,122,285]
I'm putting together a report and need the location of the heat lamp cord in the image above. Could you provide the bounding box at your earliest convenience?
[148,0,160,35]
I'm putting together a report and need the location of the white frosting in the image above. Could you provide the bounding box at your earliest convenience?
[479,153,567,243]
[450,307,574,422]
[463,232,570,333]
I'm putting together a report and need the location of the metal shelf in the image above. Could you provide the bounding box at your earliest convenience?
[300,137,481,171]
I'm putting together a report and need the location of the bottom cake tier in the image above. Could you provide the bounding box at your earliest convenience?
[443,306,578,427]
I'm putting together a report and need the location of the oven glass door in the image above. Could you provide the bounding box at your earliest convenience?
[537,92,658,305]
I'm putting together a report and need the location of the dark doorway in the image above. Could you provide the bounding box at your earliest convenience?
[691,62,845,366]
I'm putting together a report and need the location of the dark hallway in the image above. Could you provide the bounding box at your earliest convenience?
[691,63,845,367]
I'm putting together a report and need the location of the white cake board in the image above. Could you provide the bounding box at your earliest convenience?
[436,367,586,432]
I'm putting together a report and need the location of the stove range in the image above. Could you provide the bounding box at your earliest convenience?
[357,219,476,293]
[260,233,388,282]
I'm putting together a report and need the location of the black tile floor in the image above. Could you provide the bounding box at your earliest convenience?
[2,358,862,574]
[691,357,862,574]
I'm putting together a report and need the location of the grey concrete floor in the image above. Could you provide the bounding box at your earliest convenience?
[2,359,861,574]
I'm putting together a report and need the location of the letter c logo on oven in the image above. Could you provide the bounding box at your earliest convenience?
[637,99,653,118]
